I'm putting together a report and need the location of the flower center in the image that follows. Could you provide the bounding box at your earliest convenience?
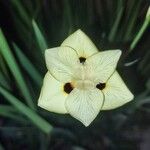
[75,80,94,90]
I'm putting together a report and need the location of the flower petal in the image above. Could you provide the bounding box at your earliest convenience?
[45,46,80,82]
[65,88,104,126]
[101,71,134,110]
[38,72,68,114]
[61,29,98,58]
[86,50,122,83]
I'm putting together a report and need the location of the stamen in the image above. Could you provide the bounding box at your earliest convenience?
[64,83,74,94]
[96,83,106,90]
[79,57,86,63]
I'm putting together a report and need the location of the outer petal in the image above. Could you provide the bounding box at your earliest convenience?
[101,71,134,110]
[45,46,80,82]
[65,88,104,126]
[38,72,68,114]
[86,50,122,83]
[61,29,98,58]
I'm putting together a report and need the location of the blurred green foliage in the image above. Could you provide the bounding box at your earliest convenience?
[0,0,150,149]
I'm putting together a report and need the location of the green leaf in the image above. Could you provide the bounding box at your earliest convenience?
[0,29,35,110]
[108,0,124,42]
[0,54,9,79]
[13,43,42,86]
[0,105,16,112]
[0,143,4,150]
[0,86,53,134]
[0,72,11,90]
[129,13,150,51]
[63,0,73,34]
[10,0,30,27]
[32,20,48,53]
[0,105,27,123]
[124,0,142,41]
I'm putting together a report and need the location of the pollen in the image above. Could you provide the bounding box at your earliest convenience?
[96,83,106,90]
[64,83,74,94]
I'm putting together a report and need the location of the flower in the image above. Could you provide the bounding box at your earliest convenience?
[38,29,134,126]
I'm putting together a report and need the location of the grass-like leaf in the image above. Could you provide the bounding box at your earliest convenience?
[0,54,9,79]
[124,0,142,41]
[0,29,35,110]
[0,72,11,90]
[108,0,124,42]
[63,0,73,34]
[129,8,150,51]
[0,105,27,123]
[0,105,16,112]
[13,43,42,86]
[10,0,30,27]
[0,143,4,150]
[32,20,48,53]
[0,86,53,134]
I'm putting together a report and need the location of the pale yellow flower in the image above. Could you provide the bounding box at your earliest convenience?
[38,29,134,126]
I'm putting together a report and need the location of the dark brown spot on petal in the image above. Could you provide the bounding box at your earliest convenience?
[64,83,74,94]
[79,57,86,63]
[96,83,106,90]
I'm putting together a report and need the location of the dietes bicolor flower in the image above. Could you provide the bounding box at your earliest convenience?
[38,29,134,126]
